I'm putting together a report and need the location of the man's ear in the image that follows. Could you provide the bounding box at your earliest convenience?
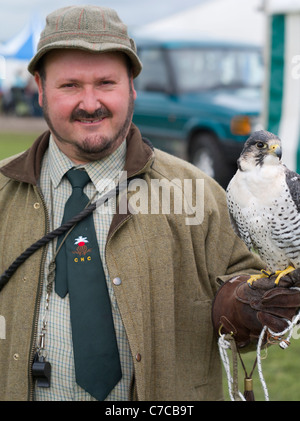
[34,72,44,107]
[130,76,137,101]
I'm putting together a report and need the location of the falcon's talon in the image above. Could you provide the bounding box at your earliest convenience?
[273,265,295,285]
[247,270,270,286]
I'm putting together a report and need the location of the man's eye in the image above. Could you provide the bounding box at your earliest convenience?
[61,83,78,88]
[99,80,114,86]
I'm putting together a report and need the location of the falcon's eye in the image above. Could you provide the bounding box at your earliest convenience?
[256,142,267,149]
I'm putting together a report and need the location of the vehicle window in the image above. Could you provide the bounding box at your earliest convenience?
[135,48,169,92]
[168,48,263,92]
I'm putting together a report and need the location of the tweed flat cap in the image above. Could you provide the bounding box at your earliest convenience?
[28,5,142,78]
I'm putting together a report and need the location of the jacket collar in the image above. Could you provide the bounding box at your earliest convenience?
[0,123,154,185]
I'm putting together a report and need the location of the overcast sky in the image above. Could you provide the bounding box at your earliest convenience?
[0,0,208,42]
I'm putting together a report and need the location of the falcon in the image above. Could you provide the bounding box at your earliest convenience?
[226,130,300,284]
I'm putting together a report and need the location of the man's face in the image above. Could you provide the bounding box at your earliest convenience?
[35,49,137,164]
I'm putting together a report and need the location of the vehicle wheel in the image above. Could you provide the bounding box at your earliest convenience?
[189,132,232,188]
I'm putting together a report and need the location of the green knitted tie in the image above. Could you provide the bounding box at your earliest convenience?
[55,168,122,400]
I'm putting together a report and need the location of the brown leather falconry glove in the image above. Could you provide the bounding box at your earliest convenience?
[212,269,300,348]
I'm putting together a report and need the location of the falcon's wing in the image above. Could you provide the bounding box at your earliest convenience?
[228,210,241,237]
[285,166,300,213]
[228,210,254,251]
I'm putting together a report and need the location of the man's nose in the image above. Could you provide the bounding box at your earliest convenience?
[79,86,101,113]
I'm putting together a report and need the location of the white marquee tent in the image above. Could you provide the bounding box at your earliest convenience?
[134,0,265,46]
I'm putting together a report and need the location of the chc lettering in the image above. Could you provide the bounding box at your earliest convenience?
[74,256,92,262]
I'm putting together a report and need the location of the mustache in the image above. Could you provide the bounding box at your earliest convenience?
[70,107,112,121]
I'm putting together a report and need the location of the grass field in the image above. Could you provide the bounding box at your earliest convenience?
[1,132,300,401]
[0,132,39,159]
[222,334,300,401]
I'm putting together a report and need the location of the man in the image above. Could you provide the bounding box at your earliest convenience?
[0,5,299,401]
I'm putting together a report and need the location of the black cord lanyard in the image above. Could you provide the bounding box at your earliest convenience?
[0,176,137,291]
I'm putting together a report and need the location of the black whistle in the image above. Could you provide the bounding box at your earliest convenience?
[32,352,51,388]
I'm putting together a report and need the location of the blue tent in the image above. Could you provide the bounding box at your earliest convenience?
[0,14,43,60]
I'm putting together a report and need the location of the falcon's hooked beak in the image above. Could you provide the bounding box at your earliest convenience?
[269,144,282,160]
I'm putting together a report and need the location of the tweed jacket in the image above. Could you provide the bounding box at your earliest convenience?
[0,123,263,401]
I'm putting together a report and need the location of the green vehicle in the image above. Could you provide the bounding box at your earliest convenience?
[133,39,263,187]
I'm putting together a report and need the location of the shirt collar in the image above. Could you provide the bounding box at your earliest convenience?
[48,135,127,190]
[48,136,73,188]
